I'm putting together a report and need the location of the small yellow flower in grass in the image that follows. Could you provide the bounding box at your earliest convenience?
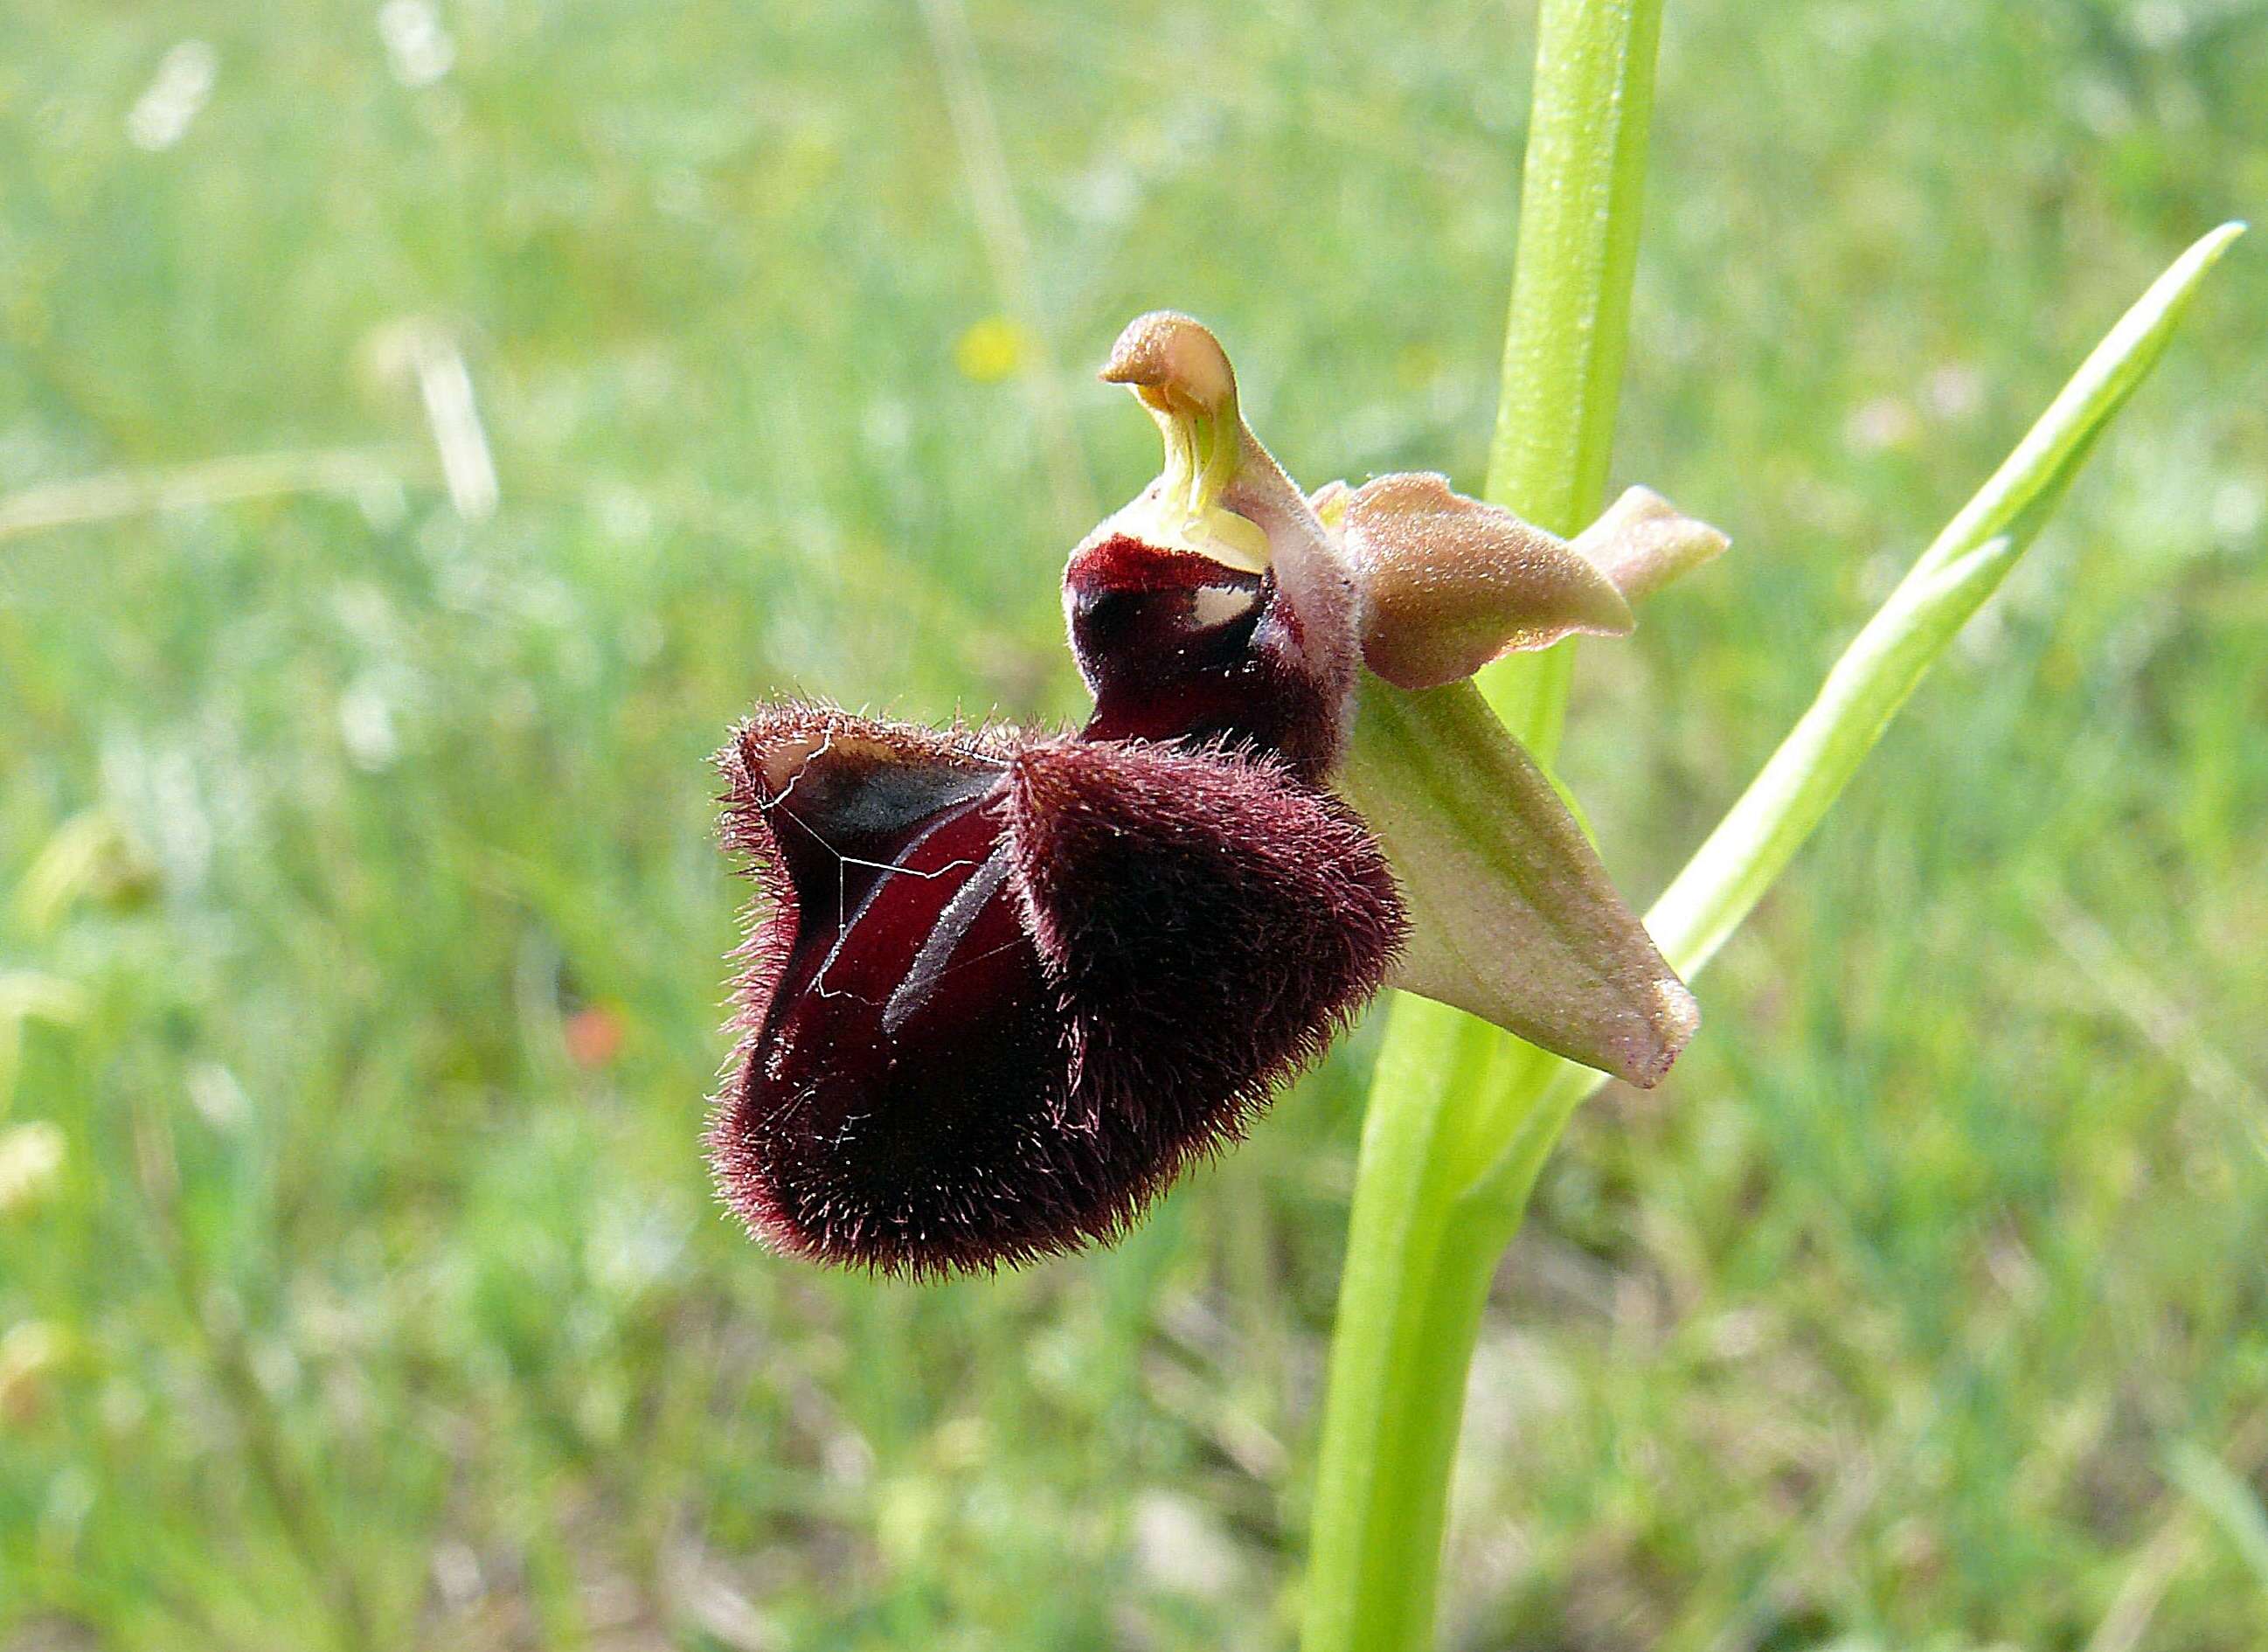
[0,1321,69,1426]
[954,316,1031,384]
[0,1121,66,1216]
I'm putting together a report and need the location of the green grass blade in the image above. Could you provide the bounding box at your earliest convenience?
[1644,221,2243,985]
[1462,223,2244,1207]
[2165,1440,2268,1596]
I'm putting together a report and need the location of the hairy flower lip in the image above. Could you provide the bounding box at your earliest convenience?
[711,705,1405,1275]
[1065,523,1344,777]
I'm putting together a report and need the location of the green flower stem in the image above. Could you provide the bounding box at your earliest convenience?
[1482,0,1666,753]
[1300,3,1664,1649]
[1300,0,2240,1641]
[1297,998,1505,1652]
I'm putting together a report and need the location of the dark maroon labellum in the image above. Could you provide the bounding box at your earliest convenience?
[713,703,1403,1274]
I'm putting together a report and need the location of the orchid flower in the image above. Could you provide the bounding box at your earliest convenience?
[711,313,1726,1274]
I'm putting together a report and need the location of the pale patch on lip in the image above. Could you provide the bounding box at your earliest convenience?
[1189,585,1260,628]
[756,730,835,797]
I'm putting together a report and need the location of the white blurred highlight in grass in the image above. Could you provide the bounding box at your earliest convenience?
[0,448,411,541]
[127,42,218,152]
[378,0,455,87]
[0,1122,66,1215]
[400,324,500,523]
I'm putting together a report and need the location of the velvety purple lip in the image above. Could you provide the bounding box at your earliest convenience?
[712,705,1404,1276]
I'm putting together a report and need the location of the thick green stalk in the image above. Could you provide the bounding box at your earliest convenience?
[1300,4,1664,1649]
[1482,0,1664,751]
[1297,1001,1505,1651]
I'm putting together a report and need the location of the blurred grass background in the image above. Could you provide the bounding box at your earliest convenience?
[3,0,2265,1648]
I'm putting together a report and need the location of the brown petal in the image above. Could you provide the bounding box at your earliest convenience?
[1342,472,1634,691]
[1571,485,1730,603]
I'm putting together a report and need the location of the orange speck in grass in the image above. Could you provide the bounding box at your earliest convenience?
[564,1006,626,1069]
